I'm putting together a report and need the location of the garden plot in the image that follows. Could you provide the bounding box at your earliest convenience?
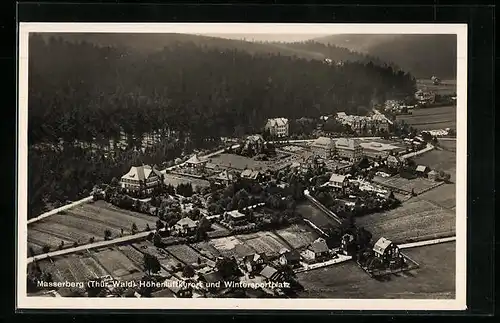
[372,175,443,195]
[37,259,66,283]
[50,255,96,282]
[116,244,146,266]
[275,224,320,250]
[165,244,208,266]
[190,242,221,259]
[208,236,254,258]
[357,200,455,243]
[79,254,109,278]
[237,232,290,257]
[90,247,142,280]
[27,229,73,251]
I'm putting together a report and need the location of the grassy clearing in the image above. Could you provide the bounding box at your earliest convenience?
[275,224,320,250]
[397,106,456,130]
[356,200,455,244]
[297,242,456,299]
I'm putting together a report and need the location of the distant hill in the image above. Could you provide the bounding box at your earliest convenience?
[35,32,325,60]
[313,34,457,79]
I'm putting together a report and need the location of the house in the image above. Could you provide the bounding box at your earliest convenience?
[259,265,284,282]
[120,165,163,195]
[185,154,207,170]
[244,134,265,150]
[240,169,263,181]
[213,170,235,186]
[415,165,430,176]
[334,138,364,161]
[173,217,198,236]
[427,170,439,181]
[278,250,301,268]
[387,155,403,169]
[242,253,267,273]
[224,210,247,226]
[311,137,336,158]
[329,174,349,190]
[304,239,330,262]
[265,118,289,137]
[373,237,400,262]
[360,141,400,159]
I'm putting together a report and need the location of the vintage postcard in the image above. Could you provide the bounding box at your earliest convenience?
[17,23,467,310]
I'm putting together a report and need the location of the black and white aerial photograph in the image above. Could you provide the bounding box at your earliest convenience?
[18,23,466,310]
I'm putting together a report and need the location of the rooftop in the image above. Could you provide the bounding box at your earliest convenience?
[175,217,198,228]
[266,118,289,127]
[121,165,162,181]
[329,173,347,183]
[373,237,393,255]
[259,265,278,279]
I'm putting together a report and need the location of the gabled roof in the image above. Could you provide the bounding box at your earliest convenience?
[240,169,261,180]
[416,165,428,172]
[225,210,246,219]
[175,217,198,228]
[312,136,335,149]
[335,138,361,149]
[215,170,234,182]
[186,154,206,165]
[373,237,393,255]
[308,240,329,254]
[329,174,347,183]
[266,118,289,127]
[387,155,401,162]
[121,165,161,181]
[428,170,438,175]
[259,265,278,279]
[243,252,266,263]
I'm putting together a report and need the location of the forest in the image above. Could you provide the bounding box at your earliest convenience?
[27,34,416,218]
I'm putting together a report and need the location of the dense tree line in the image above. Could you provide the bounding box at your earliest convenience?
[28,35,416,218]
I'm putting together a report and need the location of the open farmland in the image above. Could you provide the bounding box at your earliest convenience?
[296,201,339,231]
[90,247,143,281]
[357,200,455,244]
[275,224,320,250]
[417,79,457,95]
[414,149,456,181]
[415,183,456,210]
[27,200,157,252]
[236,231,290,257]
[372,175,443,195]
[165,244,208,265]
[396,105,456,131]
[48,253,107,282]
[297,242,455,299]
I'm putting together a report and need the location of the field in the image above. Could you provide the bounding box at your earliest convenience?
[296,201,339,231]
[90,247,143,281]
[356,200,455,243]
[236,231,291,257]
[207,223,231,239]
[396,105,456,131]
[39,253,108,283]
[415,183,456,210]
[165,244,208,265]
[372,175,443,195]
[27,200,157,251]
[297,242,456,299]
[275,224,320,250]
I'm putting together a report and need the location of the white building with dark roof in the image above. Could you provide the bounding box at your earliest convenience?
[329,173,349,190]
[265,118,289,137]
[373,237,400,261]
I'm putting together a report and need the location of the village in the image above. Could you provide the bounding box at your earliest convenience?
[26,92,457,299]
